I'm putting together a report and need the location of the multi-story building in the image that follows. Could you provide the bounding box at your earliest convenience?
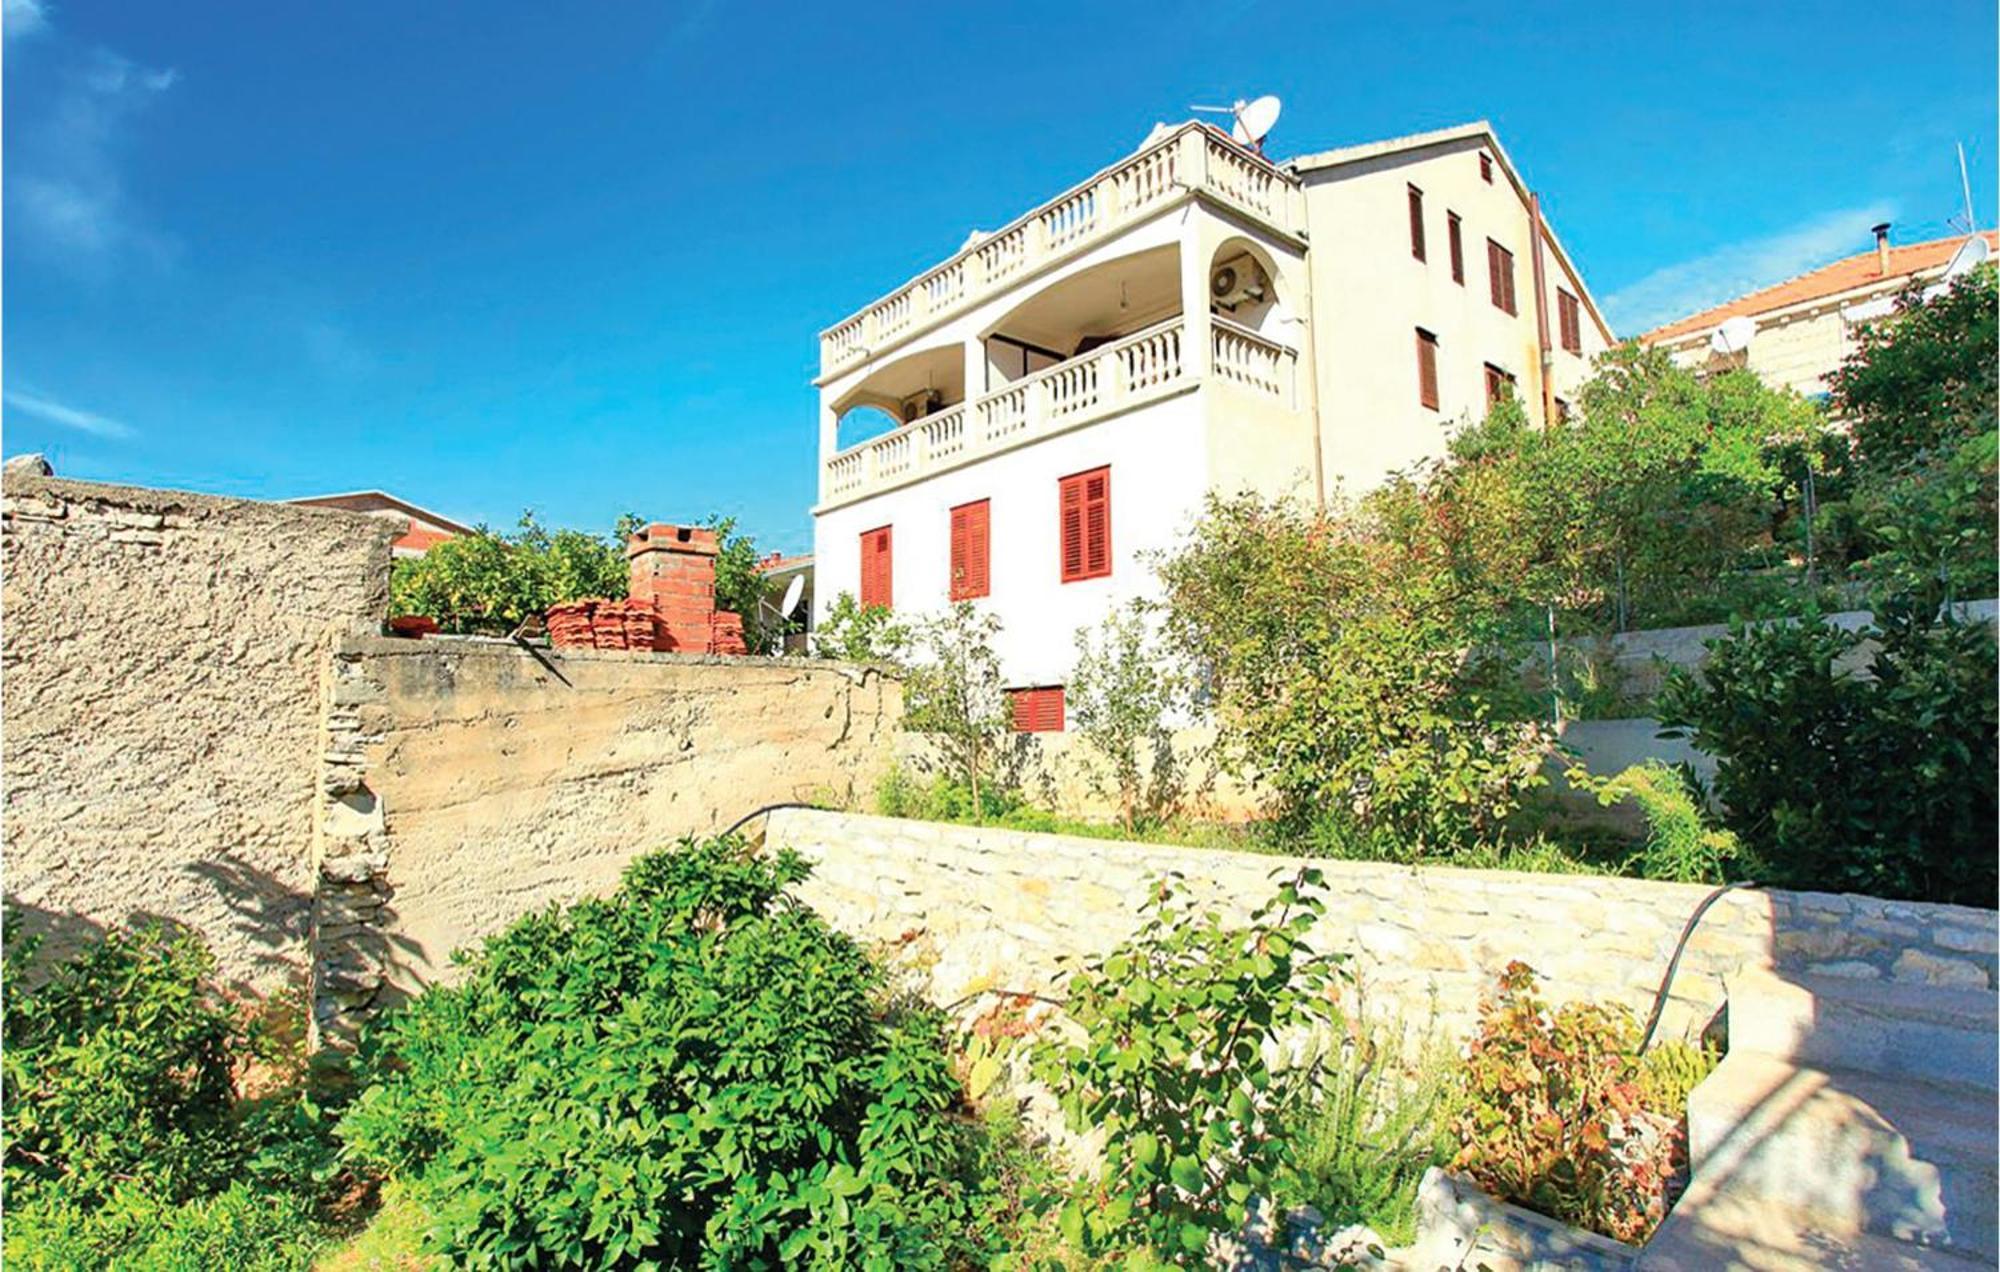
[1642,225,1997,400]
[811,119,1612,717]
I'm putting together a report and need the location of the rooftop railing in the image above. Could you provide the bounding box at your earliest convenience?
[817,125,1303,380]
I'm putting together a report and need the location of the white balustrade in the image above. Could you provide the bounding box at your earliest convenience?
[1117,324,1183,394]
[919,406,967,463]
[818,124,1300,376]
[1210,319,1293,403]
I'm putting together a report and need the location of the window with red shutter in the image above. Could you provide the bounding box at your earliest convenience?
[948,499,990,600]
[1479,152,1494,183]
[1415,328,1440,411]
[1447,212,1464,284]
[1558,289,1582,354]
[1484,363,1515,409]
[1407,184,1426,261]
[1058,467,1111,583]
[1009,686,1065,732]
[1487,240,1516,315]
[859,525,892,609]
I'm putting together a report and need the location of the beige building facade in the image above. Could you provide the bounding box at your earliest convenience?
[810,119,1613,691]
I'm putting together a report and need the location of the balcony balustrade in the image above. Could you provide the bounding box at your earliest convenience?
[820,316,1297,505]
[817,125,1303,379]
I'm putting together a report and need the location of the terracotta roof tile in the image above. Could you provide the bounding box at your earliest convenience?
[1642,231,1997,343]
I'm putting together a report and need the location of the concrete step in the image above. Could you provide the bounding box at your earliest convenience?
[1640,1181,1993,1271]
[1726,966,1998,1093]
[1686,1051,1997,1262]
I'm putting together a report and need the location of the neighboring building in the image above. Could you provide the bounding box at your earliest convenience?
[755,551,815,654]
[288,490,474,558]
[811,118,1613,711]
[1642,226,1998,400]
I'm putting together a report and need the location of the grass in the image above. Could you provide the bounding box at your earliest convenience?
[315,1183,436,1272]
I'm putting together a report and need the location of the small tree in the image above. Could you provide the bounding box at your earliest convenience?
[902,603,1010,817]
[1070,601,1185,831]
[703,514,784,654]
[390,511,635,635]
[811,591,911,664]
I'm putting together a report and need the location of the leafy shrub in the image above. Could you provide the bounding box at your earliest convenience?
[1832,264,1997,475]
[1032,868,1344,1264]
[1451,963,1685,1244]
[390,511,638,636]
[812,590,911,663]
[1635,1040,1721,1116]
[5,1181,325,1272]
[1658,604,1998,906]
[1274,1012,1457,1246]
[1068,601,1191,831]
[1,921,338,1271]
[1573,761,1740,884]
[338,835,993,1269]
[902,602,1013,814]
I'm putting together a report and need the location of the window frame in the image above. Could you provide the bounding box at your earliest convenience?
[1558,288,1583,355]
[1415,327,1440,411]
[1058,466,1112,584]
[1487,239,1518,315]
[1009,685,1066,733]
[1483,362,1516,409]
[1447,211,1464,284]
[1407,184,1426,261]
[948,498,991,601]
[858,525,893,610]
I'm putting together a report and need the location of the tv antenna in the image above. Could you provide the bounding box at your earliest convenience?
[1190,95,1282,153]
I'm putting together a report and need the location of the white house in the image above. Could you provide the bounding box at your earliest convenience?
[811,119,1613,726]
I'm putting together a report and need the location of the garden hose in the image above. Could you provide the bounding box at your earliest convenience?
[721,800,826,840]
[1636,879,1761,1054]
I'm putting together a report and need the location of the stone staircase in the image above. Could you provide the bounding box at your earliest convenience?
[1641,966,1998,1270]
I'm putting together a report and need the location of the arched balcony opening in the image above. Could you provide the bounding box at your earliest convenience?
[1207,236,1297,340]
[830,341,966,450]
[978,244,1182,392]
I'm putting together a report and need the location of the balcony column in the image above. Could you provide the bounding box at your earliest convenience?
[963,337,988,446]
[1179,222,1213,387]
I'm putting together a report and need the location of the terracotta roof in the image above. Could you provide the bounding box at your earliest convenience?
[395,525,456,553]
[288,489,477,537]
[755,552,813,575]
[1642,231,1998,343]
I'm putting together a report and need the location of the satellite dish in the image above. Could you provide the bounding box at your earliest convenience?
[1709,314,1757,356]
[1942,233,1990,279]
[1190,95,1282,152]
[779,574,806,619]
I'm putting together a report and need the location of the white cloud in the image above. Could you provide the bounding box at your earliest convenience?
[4,0,47,40]
[4,390,137,439]
[1603,203,1898,335]
[9,46,180,268]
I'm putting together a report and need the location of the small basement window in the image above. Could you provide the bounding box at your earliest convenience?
[1010,685,1065,732]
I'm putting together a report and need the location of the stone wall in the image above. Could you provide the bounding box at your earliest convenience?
[314,637,901,1040]
[2,468,398,985]
[770,810,1997,1045]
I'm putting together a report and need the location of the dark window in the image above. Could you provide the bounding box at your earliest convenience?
[1407,184,1426,261]
[1448,212,1464,284]
[1415,328,1440,411]
[1058,466,1111,582]
[1010,685,1065,733]
[1479,152,1494,184]
[859,525,892,609]
[1487,240,1517,314]
[1554,396,1572,425]
[1484,363,1516,409]
[1558,288,1583,354]
[948,499,990,600]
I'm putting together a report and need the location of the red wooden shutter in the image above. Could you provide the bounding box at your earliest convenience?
[1558,290,1581,354]
[949,499,989,600]
[1447,212,1464,284]
[1415,329,1440,411]
[1407,184,1425,261]
[1488,241,1516,314]
[1479,152,1493,183]
[859,525,892,609]
[1009,686,1066,732]
[1058,467,1111,582]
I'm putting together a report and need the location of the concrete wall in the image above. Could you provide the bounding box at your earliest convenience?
[313,637,901,1040]
[2,468,398,986]
[771,809,1997,1046]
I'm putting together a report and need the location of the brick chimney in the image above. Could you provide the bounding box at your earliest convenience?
[626,523,745,655]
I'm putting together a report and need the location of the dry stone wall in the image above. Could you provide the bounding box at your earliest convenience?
[2,469,397,985]
[314,637,901,1041]
[771,810,1998,1045]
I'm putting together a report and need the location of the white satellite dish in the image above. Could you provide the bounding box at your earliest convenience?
[779,573,806,619]
[1709,314,1757,356]
[1190,95,1282,152]
[1942,233,1990,279]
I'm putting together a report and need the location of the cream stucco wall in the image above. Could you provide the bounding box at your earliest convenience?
[2,470,397,987]
[1298,134,1610,495]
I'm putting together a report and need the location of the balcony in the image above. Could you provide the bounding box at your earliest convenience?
[819,315,1298,506]
[817,124,1305,381]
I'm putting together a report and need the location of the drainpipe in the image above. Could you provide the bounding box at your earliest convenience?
[1529,193,1555,430]
[1872,222,1892,275]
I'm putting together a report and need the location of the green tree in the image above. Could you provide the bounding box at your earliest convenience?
[390,511,634,635]
[902,603,1011,817]
[811,591,911,663]
[703,514,785,655]
[1069,601,1187,831]
[1833,263,1998,473]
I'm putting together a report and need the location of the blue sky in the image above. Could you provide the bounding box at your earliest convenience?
[5,1,1994,553]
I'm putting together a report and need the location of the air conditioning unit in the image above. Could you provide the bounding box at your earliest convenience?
[1210,255,1268,309]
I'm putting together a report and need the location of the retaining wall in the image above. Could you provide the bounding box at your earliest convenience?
[769,809,1997,1045]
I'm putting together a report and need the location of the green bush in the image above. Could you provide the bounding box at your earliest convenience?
[338,835,994,1269]
[390,511,638,636]
[1032,868,1344,1265]
[1274,1013,1457,1245]
[1573,762,1740,884]
[1450,963,1686,1245]
[811,591,911,663]
[1658,605,1998,905]
[2,922,338,1271]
